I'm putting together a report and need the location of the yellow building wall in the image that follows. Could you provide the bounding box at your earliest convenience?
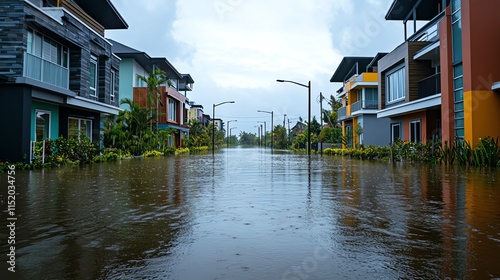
[362,72,378,82]
[464,90,500,147]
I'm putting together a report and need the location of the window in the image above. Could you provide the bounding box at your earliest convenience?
[168,99,178,121]
[35,110,51,141]
[410,120,421,143]
[386,66,406,103]
[27,29,68,67]
[68,118,92,141]
[90,55,97,97]
[110,70,116,102]
[391,123,400,143]
[364,88,378,109]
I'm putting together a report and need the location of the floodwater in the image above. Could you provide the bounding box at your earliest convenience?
[1,147,499,279]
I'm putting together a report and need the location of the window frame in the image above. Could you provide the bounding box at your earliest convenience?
[35,109,51,141]
[391,123,401,143]
[90,55,98,97]
[68,117,92,141]
[386,65,406,104]
[110,69,116,102]
[409,119,421,143]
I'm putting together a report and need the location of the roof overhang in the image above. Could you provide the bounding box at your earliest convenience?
[492,82,500,91]
[414,40,440,60]
[73,0,128,29]
[151,58,183,80]
[66,96,122,115]
[330,57,374,83]
[377,94,441,118]
[350,81,378,90]
[385,0,447,21]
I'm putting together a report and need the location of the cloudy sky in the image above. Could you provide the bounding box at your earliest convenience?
[107,0,404,136]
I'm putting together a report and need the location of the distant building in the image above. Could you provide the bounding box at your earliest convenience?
[291,121,307,135]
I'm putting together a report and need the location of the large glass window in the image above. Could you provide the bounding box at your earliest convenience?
[168,99,178,121]
[410,120,421,143]
[364,88,378,108]
[35,110,51,141]
[391,123,400,143]
[27,29,68,67]
[90,55,97,97]
[386,66,406,103]
[68,118,92,141]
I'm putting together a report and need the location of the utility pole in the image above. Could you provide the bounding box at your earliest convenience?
[319,92,323,156]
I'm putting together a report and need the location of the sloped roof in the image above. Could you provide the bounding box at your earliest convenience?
[73,0,128,29]
[330,57,374,83]
[385,0,449,21]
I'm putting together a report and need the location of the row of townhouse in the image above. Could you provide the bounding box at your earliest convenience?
[0,0,197,163]
[332,0,500,149]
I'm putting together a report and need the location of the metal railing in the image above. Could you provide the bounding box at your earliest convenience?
[418,73,441,99]
[23,52,69,89]
[351,100,378,112]
[338,106,347,120]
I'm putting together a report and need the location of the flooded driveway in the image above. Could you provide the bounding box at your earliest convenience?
[1,147,500,279]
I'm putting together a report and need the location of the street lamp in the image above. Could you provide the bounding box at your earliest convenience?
[229,127,237,147]
[277,79,311,156]
[258,121,266,149]
[258,110,273,150]
[254,125,261,146]
[227,120,237,148]
[212,101,235,156]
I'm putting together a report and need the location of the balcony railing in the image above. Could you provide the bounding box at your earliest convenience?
[338,106,347,120]
[23,52,69,89]
[418,73,441,99]
[351,100,378,112]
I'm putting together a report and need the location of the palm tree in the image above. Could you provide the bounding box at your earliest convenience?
[136,69,173,131]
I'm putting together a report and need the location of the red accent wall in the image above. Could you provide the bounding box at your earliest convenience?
[439,6,455,145]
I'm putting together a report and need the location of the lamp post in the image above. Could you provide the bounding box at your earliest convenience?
[258,110,273,150]
[254,125,261,147]
[230,127,237,147]
[258,121,266,148]
[277,79,311,156]
[227,120,237,148]
[212,101,235,156]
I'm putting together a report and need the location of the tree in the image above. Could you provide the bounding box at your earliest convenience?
[184,119,210,147]
[136,69,172,132]
[319,127,342,143]
[239,131,257,146]
[323,95,342,127]
[308,116,321,136]
[273,125,288,149]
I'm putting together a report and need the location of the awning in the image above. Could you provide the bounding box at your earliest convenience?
[158,124,190,134]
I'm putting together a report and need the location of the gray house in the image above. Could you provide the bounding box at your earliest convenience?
[0,0,128,162]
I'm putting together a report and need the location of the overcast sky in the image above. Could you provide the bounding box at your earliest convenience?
[106,0,404,136]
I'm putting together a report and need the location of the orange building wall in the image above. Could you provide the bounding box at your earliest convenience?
[462,0,500,146]
[403,111,427,143]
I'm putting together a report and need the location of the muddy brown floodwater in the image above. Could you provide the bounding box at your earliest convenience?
[1,147,499,279]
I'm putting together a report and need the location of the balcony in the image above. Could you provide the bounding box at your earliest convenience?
[23,52,69,89]
[418,73,441,99]
[351,100,378,113]
[338,106,351,121]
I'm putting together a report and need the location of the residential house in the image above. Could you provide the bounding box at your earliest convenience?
[202,114,211,127]
[213,118,223,131]
[377,0,500,147]
[109,39,193,148]
[0,0,128,162]
[188,102,204,123]
[331,54,390,148]
[291,121,307,135]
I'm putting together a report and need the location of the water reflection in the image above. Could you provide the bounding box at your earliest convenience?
[0,148,499,279]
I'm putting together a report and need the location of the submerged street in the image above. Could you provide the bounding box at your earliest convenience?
[1,147,500,279]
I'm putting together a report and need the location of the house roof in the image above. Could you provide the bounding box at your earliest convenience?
[108,39,153,72]
[73,0,128,29]
[366,52,389,70]
[181,74,195,84]
[385,0,449,21]
[150,58,183,80]
[109,39,183,79]
[330,57,374,83]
